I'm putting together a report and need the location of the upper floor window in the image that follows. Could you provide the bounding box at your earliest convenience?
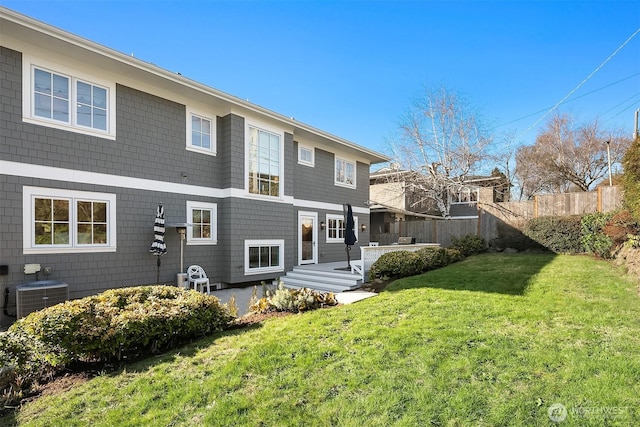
[186,201,217,245]
[23,186,116,254]
[451,187,479,204]
[247,125,282,198]
[186,109,216,155]
[298,145,314,167]
[335,157,356,188]
[24,59,115,139]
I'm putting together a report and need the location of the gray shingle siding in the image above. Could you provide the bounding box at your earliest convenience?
[1,29,380,326]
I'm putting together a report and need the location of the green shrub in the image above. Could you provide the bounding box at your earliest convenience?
[444,248,465,263]
[1,328,63,407]
[368,251,425,280]
[449,234,485,257]
[524,216,583,253]
[581,212,614,258]
[249,282,337,314]
[9,286,234,364]
[622,138,640,221]
[416,247,449,271]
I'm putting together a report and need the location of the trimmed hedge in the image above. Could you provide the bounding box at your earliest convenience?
[450,235,485,257]
[9,286,234,364]
[2,286,234,407]
[524,216,584,253]
[368,245,468,281]
[368,251,426,280]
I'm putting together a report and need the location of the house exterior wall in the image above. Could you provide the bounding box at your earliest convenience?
[0,11,387,325]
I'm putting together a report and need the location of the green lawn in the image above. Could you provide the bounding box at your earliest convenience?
[8,254,640,426]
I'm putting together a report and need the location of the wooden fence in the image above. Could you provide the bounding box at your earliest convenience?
[371,186,623,248]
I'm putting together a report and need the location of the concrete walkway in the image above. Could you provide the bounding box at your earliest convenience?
[210,285,377,316]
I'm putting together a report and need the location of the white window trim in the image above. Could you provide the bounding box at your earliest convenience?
[450,187,480,204]
[298,144,315,167]
[325,214,358,243]
[245,121,285,200]
[186,201,218,245]
[186,108,217,156]
[22,55,116,140]
[244,239,285,275]
[23,186,117,254]
[334,157,357,189]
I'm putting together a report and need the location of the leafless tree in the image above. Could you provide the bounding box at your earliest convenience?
[515,112,631,196]
[388,86,494,217]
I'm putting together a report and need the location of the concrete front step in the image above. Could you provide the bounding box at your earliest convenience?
[280,266,362,293]
[285,270,361,287]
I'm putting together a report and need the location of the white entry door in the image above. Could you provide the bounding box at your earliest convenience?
[298,211,318,265]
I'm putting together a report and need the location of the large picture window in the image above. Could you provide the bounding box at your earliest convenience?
[25,61,114,137]
[23,187,116,254]
[247,125,282,197]
[244,240,284,274]
[186,201,217,245]
[335,157,356,188]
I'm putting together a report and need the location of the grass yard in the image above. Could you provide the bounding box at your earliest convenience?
[6,253,640,426]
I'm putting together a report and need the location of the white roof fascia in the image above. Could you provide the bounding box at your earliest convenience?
[0,6,389,165]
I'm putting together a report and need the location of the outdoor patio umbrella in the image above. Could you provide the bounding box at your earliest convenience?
[149,205,167,284]
[343,203,358,268]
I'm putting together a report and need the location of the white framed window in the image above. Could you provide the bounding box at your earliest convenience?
[186,201,217,245]
[23,57,116,139]
[246,124,283,198]
[335,157,356,188]
[298,145,314,167]
[186,109,216,155]
[326,214,358,243]
[244,239,285,274]
[23,186,116,254]
[450,187,479,204]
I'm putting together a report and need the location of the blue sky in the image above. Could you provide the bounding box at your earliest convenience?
[3,0,639,159]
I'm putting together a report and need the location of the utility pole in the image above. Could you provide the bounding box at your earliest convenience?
[634,108,639,140]
[606,140,612,186]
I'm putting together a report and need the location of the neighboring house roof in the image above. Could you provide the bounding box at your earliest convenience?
[0,6,389,165]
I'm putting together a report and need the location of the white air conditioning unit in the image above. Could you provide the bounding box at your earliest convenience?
[16,281,69,319]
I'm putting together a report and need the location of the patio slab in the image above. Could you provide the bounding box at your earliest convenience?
[334,290,378,305]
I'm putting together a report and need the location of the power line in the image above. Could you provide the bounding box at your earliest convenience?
[515,27,640,140]
[496,73,640,128]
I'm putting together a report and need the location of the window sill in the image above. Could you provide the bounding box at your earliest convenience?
[23,246,117,255]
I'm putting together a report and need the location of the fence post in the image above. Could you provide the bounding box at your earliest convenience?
[597,186,602,212]
[477,207,482,236]
[433,220,437,244]
[534,195,538,218]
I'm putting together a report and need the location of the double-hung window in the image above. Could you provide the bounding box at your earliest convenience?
[245,240,284,274]
[25,59,115,138]
[247,125,282,197]
[326,214,358,243]
[23,187,116,254]
[186,201,217,245]
[186,109,216,155]
[335,157,356,188]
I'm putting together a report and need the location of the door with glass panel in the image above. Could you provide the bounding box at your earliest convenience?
[298,212,317,265]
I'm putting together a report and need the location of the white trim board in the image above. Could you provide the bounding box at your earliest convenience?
[1,160,370,214]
